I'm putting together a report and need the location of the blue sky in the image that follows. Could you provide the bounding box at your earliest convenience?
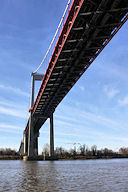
[0,0,128,153]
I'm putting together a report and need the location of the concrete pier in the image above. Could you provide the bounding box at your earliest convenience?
[26,73,43,159]
[23,131,28,155]
[49,113,54,157]
[22,73,55,160]
[22,111,55,160]
[28,114,35,157]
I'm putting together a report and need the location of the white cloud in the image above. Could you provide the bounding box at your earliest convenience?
[0,123,24,134]
[80,110,121,130]
[103,85,119,99]
[118,96,128,106]
[55,119,78,129]
[0,128,21,134]
[41,129,80,138]
[0,100,14,108]
[0,123,23,130]
[41,119,128,146]
[57,104,128,132]
[0,99,29,110]
[0,106,28,119]
[55,114,77,122]
[0,83,29,97]
[0,98,29,119]
[79,86,85,92]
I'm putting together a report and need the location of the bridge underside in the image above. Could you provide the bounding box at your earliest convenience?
[19,0,128,159]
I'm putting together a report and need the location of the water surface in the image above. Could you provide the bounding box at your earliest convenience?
[0,158,128,191]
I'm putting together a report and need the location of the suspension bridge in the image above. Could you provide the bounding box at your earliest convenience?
[19,0,128,160]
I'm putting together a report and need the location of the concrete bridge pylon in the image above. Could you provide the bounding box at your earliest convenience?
[23,73,54,160]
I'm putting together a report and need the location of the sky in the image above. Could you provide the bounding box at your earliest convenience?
[0,0,128,153]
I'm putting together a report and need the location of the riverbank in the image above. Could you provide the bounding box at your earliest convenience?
[58,155,128,160]
[1,155,128,160]
[0,156,21,160]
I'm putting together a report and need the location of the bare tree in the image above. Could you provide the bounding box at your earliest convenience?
[91,145,97,156]
[79,144,86,155]
[42,144,49,155]
[119,147,128,155]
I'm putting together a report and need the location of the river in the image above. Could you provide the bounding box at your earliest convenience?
[0,158,128,191]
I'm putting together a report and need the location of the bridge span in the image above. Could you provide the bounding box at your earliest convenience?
[19,0,128,160]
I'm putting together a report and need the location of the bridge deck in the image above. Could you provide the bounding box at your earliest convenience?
[25,0,128,133]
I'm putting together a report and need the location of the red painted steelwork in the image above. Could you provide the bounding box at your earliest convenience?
[24,0,128,133]
[54,14,128,108]
[32,0,84,114]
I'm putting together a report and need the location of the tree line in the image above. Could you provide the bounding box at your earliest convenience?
[1,145,128,159]
[0,148,18,156]
[42,144,128,159]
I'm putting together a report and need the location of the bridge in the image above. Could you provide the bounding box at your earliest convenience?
[19,0,128,160]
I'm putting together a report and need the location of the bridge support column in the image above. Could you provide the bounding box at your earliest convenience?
[28,113,35,158]
[27,113,39,159]
[23,73,44,160]
[49,113,54,157]
[23,131,28,155]
[34,132,39,156]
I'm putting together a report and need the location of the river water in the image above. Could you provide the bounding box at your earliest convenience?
[0,158,128,192]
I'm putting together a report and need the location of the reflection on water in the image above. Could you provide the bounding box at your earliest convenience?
[0,159,128,191]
